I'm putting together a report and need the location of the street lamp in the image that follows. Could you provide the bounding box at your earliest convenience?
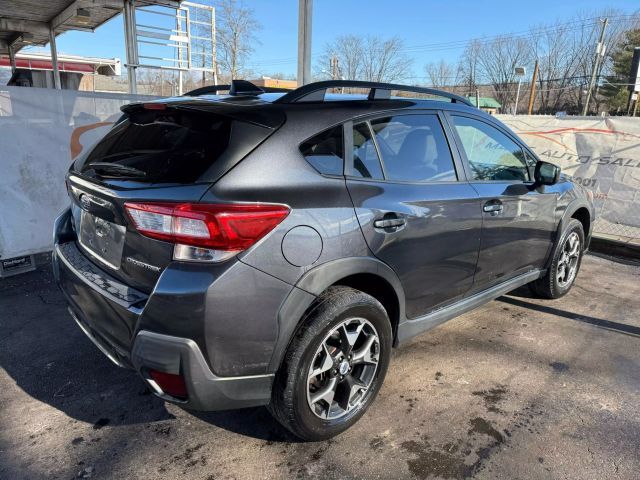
[513,66,526,115]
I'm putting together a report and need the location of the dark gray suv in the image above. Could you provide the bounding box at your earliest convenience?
[53,80,594,440]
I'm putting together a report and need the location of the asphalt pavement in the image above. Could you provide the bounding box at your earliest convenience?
[1,253,638,479]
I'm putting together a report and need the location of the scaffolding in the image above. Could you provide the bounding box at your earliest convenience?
[125,0,216,94]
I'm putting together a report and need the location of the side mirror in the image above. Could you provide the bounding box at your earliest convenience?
[534,161,560,185]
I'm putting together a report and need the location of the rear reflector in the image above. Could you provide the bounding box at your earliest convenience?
[148,370,188,399]
[125,202,290,251]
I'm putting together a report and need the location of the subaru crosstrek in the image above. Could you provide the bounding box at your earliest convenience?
[53,80,594,440]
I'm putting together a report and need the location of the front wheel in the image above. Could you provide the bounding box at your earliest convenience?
[268,286,392,441]
[530,218,584,299]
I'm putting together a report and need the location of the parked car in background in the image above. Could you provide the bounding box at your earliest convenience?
[53,80,594,441]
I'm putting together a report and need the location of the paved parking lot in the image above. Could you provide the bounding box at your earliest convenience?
[1,253,639,480]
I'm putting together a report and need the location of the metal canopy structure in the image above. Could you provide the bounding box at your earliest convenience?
[0,0,181,89]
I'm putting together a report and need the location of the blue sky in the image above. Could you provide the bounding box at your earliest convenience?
[25,0,640,79]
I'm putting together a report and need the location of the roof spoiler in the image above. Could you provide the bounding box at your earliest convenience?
[183,80,291,97]
[274,80,473,106]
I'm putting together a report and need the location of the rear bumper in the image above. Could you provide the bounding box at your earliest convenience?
[53,240,145,365]
[54,241,274,410]
[132,331,273,410]
[53,207,277,410]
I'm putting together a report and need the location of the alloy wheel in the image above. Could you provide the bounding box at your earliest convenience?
[306,317,380,420]
[557,231,581,288]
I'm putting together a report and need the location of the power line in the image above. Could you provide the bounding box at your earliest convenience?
[243,12,639,73]
[401,13,638,54]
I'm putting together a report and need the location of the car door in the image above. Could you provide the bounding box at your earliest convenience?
[445,113,557,291]
[345,111,482,319]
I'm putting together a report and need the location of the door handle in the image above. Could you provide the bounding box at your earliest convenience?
[374,218,405,228]
[483,201,503,216]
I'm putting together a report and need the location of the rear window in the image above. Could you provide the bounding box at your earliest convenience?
[79,110,234,184]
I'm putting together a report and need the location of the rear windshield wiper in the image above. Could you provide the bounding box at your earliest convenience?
[85,162,148,179]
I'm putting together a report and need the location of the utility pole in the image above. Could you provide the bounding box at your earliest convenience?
[475,88,480,110]
[330,55,339,80]
[513,66,526,115]
[527,60,539,115]
[297,0,313,86]
[583,18,608,116]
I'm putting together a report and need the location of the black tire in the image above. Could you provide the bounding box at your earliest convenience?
[268,286,392,441]
[530,218,585,299]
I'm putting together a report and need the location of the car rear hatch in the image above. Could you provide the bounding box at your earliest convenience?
[65,98,285,296]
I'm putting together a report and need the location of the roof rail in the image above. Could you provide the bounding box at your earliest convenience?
[274,80,473,106]
[183,80,291,97]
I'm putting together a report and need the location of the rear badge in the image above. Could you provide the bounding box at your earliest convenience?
[126,257,161,272]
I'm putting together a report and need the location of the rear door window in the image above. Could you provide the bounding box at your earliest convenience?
[369,114,457,182]
[79,109,239,184]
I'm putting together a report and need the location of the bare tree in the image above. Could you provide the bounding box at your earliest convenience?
[361,36,413,83]
[216,0,261,81]
[474,35,532,111]
[425,59,456,88]
[459,40,482,94]
[529,21,582,113]
[316,35,412,83]
[535,9,639,113]
[316,35,364,80]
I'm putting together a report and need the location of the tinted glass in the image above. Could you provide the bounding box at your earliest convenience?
[451,116,529,181]
[370,115,457,182]
[300,125,344,175]
[81,110,238,183]
[352,122,384,179]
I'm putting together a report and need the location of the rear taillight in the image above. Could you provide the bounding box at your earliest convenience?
[124,202,289,261]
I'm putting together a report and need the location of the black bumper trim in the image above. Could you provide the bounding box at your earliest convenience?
[68,308,132,369]
[131,331,273,411]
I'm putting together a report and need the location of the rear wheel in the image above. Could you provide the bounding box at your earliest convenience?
[530,218,584,299]
[269,286,392,441]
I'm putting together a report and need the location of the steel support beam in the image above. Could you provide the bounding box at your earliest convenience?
[51,0,130,30]
[297,0,313,86]
[8,45,16,73]
[0,18,50,36]
[123,0,138,94]
[49,27,62,89]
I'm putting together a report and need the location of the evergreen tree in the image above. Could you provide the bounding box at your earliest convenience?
[602,29,640,114]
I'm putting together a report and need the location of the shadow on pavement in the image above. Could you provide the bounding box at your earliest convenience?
[0,263,295,442]
[186,407,301,443]
[499,296,640,338]
[0,264,173,427]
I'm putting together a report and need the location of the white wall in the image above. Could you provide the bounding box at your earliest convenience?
[0,86,158,259]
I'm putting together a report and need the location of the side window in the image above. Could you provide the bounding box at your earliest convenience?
[300,125,344,176]
[451,116,529,182]
[370,114,457,182]
[352,122,384,179]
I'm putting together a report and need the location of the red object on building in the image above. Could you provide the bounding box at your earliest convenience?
[0,56,94,74]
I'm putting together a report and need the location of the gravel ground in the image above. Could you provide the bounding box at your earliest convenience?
[1,253,639,480]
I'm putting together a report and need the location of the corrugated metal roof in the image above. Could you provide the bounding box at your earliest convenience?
[0,1,180,55]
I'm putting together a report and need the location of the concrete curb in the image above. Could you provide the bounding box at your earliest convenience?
[589,234,640,260]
